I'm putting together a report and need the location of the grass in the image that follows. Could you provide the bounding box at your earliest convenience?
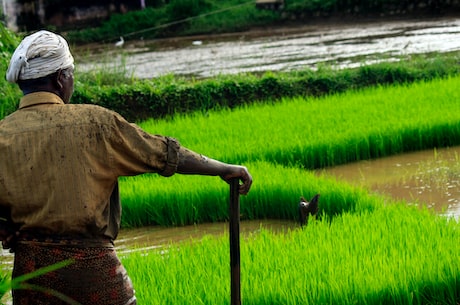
[137,75,460,168]
[1,22,459,304]
[115,75,460,304]
[65,0,279,44]
[2,76,459,304]
[122,203,460,304]
[0,24,21,118]
[119,161,378,227]
[118,75,460,228]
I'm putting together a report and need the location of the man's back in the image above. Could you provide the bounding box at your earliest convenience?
[0,92,170,238]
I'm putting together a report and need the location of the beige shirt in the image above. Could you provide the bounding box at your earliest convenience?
[0,92,180,240]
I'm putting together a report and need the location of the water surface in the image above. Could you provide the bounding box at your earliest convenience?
[316,146,460,218]
[78,17,460,78]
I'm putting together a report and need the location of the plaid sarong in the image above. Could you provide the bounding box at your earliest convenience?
[12,240,136,305]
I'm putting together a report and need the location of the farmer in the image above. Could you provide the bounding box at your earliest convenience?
[0,30,252,305]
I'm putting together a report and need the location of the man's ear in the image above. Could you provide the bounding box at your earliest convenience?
[54,70,64,90]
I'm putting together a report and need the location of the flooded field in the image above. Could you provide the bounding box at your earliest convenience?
[77,17,460,79]
[115,145,459,251]
[2,20,460,303]
[316,146,460,219]
[114,145,460,254]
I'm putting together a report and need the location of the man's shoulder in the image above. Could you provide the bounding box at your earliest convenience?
[67,103,119,117]
[66,103,127,125]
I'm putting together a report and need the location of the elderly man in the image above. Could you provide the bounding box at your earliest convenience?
[0,30,252,305]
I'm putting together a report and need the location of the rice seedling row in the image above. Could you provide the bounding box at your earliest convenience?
[122,202,460,304]
[117,76,460,304]
[121,76,460,227]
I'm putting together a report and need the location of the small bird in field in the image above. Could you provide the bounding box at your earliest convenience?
[298,194,320,227]
[115,36,124,47]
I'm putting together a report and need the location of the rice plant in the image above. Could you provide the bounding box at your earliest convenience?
[137,75,460,169]
[122,204,460,305]
[119,161,379,227]
[120,76,460,227]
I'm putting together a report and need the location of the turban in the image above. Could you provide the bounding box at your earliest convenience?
[6,30,74,83]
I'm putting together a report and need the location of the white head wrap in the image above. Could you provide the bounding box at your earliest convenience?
[6,30,74,83]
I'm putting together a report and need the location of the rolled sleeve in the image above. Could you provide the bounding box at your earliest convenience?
[159,137,180,177]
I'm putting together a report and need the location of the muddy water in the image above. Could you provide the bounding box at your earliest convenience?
[114,146,459,253]
[116,219,296,256]
[77,17,460,79]
[317,146,460,218]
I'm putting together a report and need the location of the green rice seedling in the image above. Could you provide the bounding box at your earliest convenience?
[119,76,460,227]
[1,260,76,305]
[119,161,379,227]
[121,204,460,305]
[137,76,460,169]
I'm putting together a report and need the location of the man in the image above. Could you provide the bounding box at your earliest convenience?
[0,30,252,305]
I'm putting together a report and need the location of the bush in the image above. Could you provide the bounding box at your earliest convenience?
[70,52,460,122]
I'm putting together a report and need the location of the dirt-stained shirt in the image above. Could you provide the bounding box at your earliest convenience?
[0,92,180,240]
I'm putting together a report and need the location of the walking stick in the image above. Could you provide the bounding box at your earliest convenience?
[229,178,241,305]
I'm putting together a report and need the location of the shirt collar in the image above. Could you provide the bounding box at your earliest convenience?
[19,92,65,109]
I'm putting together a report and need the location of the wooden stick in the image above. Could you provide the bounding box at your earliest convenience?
[229,178,241,305]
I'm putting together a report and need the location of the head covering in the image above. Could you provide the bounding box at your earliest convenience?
[6,30,74,83]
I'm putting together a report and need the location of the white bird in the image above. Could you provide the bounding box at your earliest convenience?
[115,36,124,47]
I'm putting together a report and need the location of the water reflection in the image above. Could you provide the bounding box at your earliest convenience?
[316,146,460,218]
[116,219,296,256]
[78,18,460,79]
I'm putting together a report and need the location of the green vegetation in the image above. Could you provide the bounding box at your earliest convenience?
[66,0,279,44]
[63,0,459,44]
[120,161,377,227]
[71,51,460,122]
[1,20,459,305]
[118,76,460,227]
[0,24,21,118]
[123,204,460,304]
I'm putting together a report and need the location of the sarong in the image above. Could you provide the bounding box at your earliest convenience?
[12,240,136,305]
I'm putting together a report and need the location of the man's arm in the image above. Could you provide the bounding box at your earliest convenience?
[176,147,252,195]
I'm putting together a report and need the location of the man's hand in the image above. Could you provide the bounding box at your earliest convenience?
[220,165,252,195]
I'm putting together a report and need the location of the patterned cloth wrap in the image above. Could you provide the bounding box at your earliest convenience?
[12,236,136,305]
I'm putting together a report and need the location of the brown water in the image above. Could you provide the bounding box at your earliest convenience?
[77,17,460,79]
[116,219,296,256]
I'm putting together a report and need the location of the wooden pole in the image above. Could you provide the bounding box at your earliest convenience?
[229,178,241,305]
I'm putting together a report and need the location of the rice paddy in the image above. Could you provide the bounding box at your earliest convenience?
[137,75,460,169]
[122,203,460,304]
[114,76,460,304]
[2,75,459,305]
[120,75,460,227]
